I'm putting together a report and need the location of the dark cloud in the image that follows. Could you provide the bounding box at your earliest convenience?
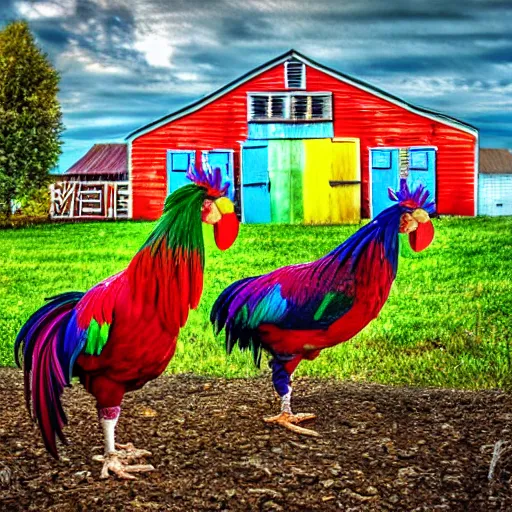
[481,46,512,64]
[34,25,70,45]
[220,15,276,42]
[75,0,97,21]
[308,8,473,24]
[0,0,20,22]
[360,55,471,75]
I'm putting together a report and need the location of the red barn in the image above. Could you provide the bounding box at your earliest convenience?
[126,49,478,222]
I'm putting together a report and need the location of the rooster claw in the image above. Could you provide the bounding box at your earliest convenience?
[93,453,155,480]
[115,442,152,458]
[264,412,319,437]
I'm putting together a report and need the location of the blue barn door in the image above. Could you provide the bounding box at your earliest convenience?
[203,150,235,201]
[408,148,436,204]
[242,142,271,223]
[371,149,399,217]
[167,150,195,194]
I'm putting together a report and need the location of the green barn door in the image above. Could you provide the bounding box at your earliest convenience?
[268,140,304,223]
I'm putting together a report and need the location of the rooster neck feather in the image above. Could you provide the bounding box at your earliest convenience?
[322,204,402,277]
[126,184,208,325]
[141,184,207,261]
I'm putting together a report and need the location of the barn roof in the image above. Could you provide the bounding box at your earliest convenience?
[126,49,478,141]
[479,148,512,174]
[64,143,127,176]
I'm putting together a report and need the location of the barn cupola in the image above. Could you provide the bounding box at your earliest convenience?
[285,59,305,89]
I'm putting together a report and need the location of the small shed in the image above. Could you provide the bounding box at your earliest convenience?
[50,143,129,219]
[478,149,512,216]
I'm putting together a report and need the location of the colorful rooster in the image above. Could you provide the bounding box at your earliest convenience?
[211,180,435,436]
[15,165,239,479]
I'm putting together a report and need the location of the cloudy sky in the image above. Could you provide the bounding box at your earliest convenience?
[1,0,511,172]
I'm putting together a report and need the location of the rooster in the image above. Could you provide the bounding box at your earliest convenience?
[15,165,239,479]
[211,180,435,436]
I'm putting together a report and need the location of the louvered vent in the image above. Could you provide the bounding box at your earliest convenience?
[291,96,308,120]
[290,95,332,121]
[249,95,286,120]
[270,96,286,118]
[285,60,305,89]
[311,95,332,119]
[249,95,268,119]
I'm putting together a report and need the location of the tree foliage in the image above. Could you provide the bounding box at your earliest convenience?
[0,21,63,215]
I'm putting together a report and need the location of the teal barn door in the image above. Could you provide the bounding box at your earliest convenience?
[167,150,195,194]
[371,149,399,217]
[408,148,436,204]
[242,142,271,223]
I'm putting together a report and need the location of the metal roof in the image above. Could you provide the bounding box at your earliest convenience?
[479,148,512,174]
[64,143,127,176]
[126,49,478,141]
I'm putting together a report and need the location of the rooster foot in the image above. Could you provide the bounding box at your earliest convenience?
[115,442,152,459]
[93,452,155,480]
[264,412,319,437]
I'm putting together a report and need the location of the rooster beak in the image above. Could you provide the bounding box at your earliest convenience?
[409,209,434,252]
[213,197,239,251]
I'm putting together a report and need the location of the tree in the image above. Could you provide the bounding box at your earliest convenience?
[0,21,63,215]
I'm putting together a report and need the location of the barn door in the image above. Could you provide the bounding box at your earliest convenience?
[303,139,332,224]
[371,149,399,217]
[268,140,304,223]
[408,148,436,204]
[330,140,360,223]
[167,150,195,194]
[203,150,235,201]
[241,142,271,223]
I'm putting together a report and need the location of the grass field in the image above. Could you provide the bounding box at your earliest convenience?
[1,216,511,390]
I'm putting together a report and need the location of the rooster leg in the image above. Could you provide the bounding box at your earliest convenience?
[264,391,319,437]
[93,407,154,480]
[264,358,319,437]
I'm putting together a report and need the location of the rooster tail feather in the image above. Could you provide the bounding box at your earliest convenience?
[210,277,255,333]
[210,276,265,367]
[15,292,85,459]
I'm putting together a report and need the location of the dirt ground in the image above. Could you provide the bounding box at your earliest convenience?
[1,368,512,511]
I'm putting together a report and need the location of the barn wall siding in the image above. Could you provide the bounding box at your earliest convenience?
[131,61,476,220]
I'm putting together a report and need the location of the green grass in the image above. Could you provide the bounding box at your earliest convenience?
[1,216,511,390]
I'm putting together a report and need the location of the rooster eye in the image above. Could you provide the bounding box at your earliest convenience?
[399,213,418,234]
[202,200,213,215]
[201,199,221,224]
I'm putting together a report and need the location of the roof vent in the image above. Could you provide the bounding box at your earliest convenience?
[285,60,305,89]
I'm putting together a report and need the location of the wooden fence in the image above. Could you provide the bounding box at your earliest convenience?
[50,181,130,219]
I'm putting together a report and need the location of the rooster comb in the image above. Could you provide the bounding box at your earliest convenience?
[388,178,435,214]
[187,163,230,198]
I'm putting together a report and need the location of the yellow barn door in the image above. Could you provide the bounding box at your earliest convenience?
[303,139,333,224]
[303,138,360,224]
[330,139,361,224]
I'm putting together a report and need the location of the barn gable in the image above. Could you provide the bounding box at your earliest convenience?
[126,50,476,141]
